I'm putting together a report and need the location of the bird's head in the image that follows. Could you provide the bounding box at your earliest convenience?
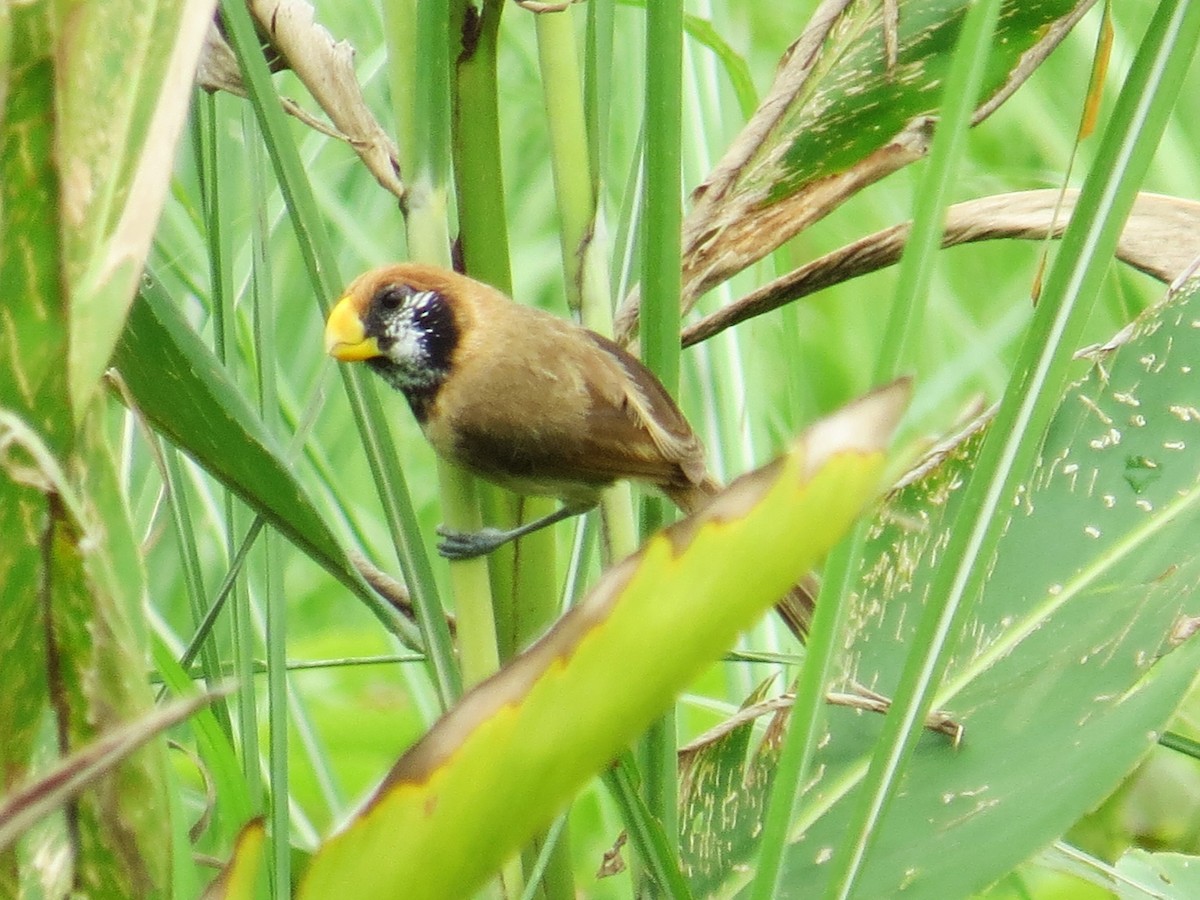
[324,265,464,409]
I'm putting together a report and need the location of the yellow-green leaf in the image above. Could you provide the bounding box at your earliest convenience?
[299,381,910,900]
[201,818,266,900]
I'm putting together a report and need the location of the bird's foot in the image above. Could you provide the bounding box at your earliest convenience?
[436,525,513,560]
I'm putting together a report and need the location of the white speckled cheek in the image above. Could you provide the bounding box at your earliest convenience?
[384,311,425,366]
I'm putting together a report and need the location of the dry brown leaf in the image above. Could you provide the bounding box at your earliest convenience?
[198,2,404,202]
[197,21,346,140]
[682,190,1200,347]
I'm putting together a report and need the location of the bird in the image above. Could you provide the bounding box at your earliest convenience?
[324,263,816,638]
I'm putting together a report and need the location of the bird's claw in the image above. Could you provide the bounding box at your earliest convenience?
[436,525,509,560]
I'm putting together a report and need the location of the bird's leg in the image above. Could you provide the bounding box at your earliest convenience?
[436,502,595,560]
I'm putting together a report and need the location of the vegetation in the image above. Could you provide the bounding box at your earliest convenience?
[5,0,1200,897]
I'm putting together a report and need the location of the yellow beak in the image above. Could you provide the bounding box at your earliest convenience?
[324,295,383,361]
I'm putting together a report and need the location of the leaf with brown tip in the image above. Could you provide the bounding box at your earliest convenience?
[298,382,911,900]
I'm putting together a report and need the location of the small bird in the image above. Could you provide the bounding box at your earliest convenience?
[325,263,815,636]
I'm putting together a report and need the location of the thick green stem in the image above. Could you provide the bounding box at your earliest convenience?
[638,0,684,877]
[536,7,593,311]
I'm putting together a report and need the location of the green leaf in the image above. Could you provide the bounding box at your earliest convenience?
[0,2,212,893]
[813,5,1200,896]
[683,12,757,120]
[0,24,62,892]
[0,409,175,895]
[757,278,1200,898]
[1115,849,1200,900]
[151,634,257,834]
[0,8,69,453]
[201,818,267,900]
[112,276,419,647]
[297,382,910,900]
[679,680,784,893]
[216,0,450,690]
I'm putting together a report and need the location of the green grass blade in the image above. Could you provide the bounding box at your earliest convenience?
[682,12,757,121]
[151,632,257,828]
[604,758,693,899]
[160,442,235,732]
[217,0,460,706]
[640,0,686,864]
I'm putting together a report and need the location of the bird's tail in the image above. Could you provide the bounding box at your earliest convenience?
[664,477,817,642]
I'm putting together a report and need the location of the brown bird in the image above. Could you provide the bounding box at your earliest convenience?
[325,263,815,637]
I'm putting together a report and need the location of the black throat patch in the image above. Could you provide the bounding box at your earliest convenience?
[365,285,460,423]
[406,289,458,374]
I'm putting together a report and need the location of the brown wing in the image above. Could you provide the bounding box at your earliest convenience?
[576,331,709,492]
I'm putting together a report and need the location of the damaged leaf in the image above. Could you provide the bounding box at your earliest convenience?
[746,277,1200,898]
[615,0,1099,341]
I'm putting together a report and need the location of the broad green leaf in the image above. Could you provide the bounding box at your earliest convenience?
[0,479,45,896]
[0,7,69,453]
[65,420,177,895]
[676,281,1200,898]
[0,29,60,895]
[679,681,786,892]
[298,381,910,900]
[747,278,1200,898]
[0,409,174,895]
[811,6,1200,895]
[0,1,213,894]
[112,278,418,646]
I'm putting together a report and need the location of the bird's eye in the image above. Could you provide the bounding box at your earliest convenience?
[377,285,409,311]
